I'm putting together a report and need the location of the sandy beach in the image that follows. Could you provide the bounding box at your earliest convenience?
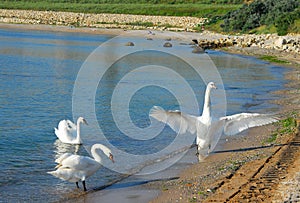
[1,22,299,202]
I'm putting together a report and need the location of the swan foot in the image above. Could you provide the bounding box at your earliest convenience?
[76,182,79,188]
[198,154,207,162]
[82,181,87,191]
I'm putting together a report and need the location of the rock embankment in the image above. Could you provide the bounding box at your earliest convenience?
[195,32,300,54]
[0,9,206,31]
[0,9,299,55]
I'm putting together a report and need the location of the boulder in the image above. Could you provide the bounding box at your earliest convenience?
[275,37,287,47]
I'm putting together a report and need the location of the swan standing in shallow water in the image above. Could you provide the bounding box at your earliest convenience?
[150,82,278,161]
[54,117,88,144]
[48,144,114,191]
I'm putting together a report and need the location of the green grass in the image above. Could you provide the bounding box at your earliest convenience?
[265,133,278,143]
[258,55,290,64]
[248,25,277,34]
[0,1,241,18]
[263,116,297,144]
[289,19,300,33]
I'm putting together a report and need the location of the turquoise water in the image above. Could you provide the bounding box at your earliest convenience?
[0,28,286,202]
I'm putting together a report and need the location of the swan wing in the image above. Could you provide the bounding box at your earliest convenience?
[48,168,83,182]
[149,106,200,134]
[65,120,77,131]
[55,120,77,142]
[60,155,99,171]
[55,153,73,164]
[220,113,278,136]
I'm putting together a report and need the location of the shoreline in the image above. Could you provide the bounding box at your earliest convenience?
[1,21,299,63]
[2,22,299,202]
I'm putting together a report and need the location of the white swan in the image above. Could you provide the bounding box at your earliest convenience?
[150,82,278,160]
[48,144,114,191]
[54,117,88,144]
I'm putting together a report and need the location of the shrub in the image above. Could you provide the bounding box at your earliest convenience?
[222,0,299,34]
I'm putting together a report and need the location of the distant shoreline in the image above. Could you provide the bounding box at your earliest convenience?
[1,19,299,67]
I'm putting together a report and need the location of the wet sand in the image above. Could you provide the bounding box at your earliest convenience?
[2,22,299,202]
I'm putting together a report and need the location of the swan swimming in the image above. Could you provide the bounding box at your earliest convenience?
[150,82,278,161]
[54,117,88,144]
[48,144,114,191]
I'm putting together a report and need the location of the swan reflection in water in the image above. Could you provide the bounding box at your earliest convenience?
[53,139,81,159]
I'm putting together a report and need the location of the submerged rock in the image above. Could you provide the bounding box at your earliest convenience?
[163,42,172,47]
[192,46,205,54]
[125,42,134,46]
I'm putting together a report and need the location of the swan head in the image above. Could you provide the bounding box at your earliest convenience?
[109,153,115,163]
[103,148,114,163]
[207,82,217,90]
[93,144,115,163]
[78,117,88,125]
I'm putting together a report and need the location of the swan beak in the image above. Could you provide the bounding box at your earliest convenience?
[83,119,88,125]
[55,163,62,169]
[212,84,217,89]
[109,153,115,163]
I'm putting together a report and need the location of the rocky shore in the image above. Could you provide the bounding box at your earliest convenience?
[0,9,205,31]
[194,32,300,55]
[1,9,299,57]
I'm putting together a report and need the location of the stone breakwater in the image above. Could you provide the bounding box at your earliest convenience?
[0,9,206,31]
[196,31,300,54]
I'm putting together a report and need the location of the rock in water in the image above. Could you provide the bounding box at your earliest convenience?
[125,42,134,46]
[192,46,205,54]
[163,42,172,47]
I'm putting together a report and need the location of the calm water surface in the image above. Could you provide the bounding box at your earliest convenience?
[0,28,287,202]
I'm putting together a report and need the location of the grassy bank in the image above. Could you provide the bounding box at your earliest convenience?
[0,1,241,17]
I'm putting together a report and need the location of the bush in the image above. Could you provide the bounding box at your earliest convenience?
[222,0,299,34]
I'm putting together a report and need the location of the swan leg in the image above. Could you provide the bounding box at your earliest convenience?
[207,143,211,154]
[76,182,79,188]
[195,144,199,156]
[82,181,87,191]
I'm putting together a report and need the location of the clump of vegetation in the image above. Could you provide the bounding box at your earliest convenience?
[258,55,290,64]
[221,0,300,35]
[263,115,298,144]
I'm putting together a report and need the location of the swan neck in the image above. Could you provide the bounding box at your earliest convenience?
[75,119,82,143]
[202,87,211,117]
[91,144,103,163]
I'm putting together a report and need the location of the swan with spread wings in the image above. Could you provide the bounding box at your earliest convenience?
[150,82,278,161]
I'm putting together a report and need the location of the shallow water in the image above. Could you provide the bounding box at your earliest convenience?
[0,28,287,202]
